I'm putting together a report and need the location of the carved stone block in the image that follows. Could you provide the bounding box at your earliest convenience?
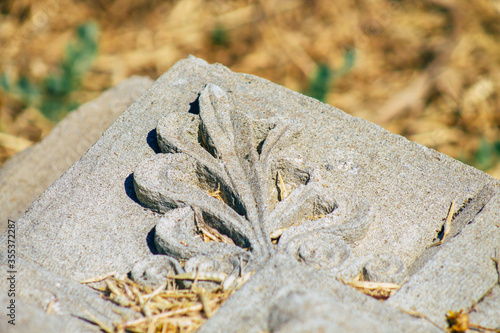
[2,56,499,332]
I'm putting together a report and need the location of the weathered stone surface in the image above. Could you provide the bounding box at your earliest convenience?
[198,254,441,333]
[468,285,500,329]
[387,190,500,329]
[0,295,73,333]
[0,254,137,332]
[5,56,496,279]
[2,56,499,331]
[0,76,153,233]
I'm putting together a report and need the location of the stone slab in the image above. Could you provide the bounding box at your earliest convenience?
[1,56,499,332]
[0,76,153,233]
[2,56,496,283]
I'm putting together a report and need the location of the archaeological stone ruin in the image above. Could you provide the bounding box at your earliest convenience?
[1,56,499,332]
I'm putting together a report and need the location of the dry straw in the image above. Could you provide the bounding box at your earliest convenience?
[82,272,248,333]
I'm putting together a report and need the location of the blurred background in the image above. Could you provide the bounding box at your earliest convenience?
[1,0,499,177]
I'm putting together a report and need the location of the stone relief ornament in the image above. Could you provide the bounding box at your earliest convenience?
[132,83,407,291]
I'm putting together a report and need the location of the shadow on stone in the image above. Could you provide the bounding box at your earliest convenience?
[147,226,159,254]
[188,94,200,114]
[147,128,161,153]
[124,173,140,205]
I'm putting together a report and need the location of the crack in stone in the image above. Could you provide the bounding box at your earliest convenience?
[408,182,497,276]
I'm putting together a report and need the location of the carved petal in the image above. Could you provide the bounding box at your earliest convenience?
[130,255,185,288]
[259,120,301,164]
[156,112,228,180]
[266,182,337,234]
[134,154,251,238]
[198,84,273,257]
[283,230,352,269]
[334,199,372,243]
[154,207,247,260]
[362,253,408,284]
[278,198,373,269]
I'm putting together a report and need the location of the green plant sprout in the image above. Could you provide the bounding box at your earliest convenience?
[306,48,356,103]
[471,138,500,171]
[0,21,99,121]
[210,23,230,47]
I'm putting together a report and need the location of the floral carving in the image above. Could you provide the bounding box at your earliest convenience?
[132,84,405,290]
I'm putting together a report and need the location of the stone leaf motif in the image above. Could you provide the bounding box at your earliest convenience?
[133,84,406,288]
